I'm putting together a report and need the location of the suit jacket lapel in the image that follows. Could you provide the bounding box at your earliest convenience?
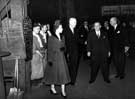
[94,30,101,39]
[69,27,75,38]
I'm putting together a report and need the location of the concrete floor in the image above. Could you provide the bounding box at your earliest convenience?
[24,56,135,99]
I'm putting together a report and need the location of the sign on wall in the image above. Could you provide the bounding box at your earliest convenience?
[23,16,33,61]
[121,5,135,15]
[102,5,135,16]
[102,5,120,16]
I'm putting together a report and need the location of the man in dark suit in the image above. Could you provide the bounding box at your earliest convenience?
[78,21,90,60]
[102,21,113,65]
[63,17,79,85]
[109,17,129,79]
[87,22,111,84]
[128,22,135,59]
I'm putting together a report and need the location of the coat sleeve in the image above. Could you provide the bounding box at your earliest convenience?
[47,36,56,62]
[122,27,130,46]
[63,30,70,54]
[87,32,93,52]
[104,31,110,52]
[33,36,41,54]
[117,26,129,47]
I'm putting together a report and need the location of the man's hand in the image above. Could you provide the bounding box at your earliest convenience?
[84,41,87,45]
[87,52,91,57]
[125,46,129,53]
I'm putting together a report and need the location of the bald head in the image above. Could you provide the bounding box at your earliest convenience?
[69,17,77,28]
[94,22,101,31]
[110,17,117,27]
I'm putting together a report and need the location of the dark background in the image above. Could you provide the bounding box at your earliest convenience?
[28,0,135,24]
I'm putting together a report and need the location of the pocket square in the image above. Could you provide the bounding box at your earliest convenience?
[117,30,120,34]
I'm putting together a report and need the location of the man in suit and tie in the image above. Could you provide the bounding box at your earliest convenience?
[87,22,111,84]
[109,17,129,79]
[63,17,79,85]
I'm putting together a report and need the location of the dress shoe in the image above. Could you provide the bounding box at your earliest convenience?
[115,75,120,78]
[120,75,125,80]
[89,80,95,84]
[61,93,67,98]
[69,82,75,86]
[104,80,111,84]
[50,89,58,95]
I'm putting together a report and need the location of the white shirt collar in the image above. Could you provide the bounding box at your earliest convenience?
[40,31,47,39]
[95,30,101,37]
[69,25,74,33]
[114,24,118,30]
[95,30,100,34]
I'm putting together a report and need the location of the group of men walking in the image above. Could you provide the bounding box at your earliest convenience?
[64,17,129,85]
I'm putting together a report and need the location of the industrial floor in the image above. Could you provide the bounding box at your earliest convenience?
[22,56,135,99]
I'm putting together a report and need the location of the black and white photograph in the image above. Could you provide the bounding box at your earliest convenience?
[0,0,135,99]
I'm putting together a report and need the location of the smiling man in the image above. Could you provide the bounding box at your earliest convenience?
[87,22,111,84]
[109,17,129,80]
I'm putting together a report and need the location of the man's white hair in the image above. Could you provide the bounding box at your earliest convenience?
[110,17,117,22]
[69,17,77,22]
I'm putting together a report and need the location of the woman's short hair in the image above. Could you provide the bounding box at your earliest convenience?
[53,19,61,32]
[33,23,41,28]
